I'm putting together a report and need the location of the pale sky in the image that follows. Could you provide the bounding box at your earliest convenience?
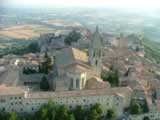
[2,0,160,8]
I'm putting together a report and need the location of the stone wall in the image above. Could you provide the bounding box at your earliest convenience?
[0,91,131,116]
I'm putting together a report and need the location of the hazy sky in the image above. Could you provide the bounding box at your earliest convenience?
[1,0,160,8]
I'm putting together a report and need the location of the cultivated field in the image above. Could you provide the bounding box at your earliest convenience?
[42,20,82,27]
[0,24,55,39]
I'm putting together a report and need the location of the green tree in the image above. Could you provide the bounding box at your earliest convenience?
[101,71,108,81]
[68,113,75,120]
[27,42,40,53]
[130,102,142,115]
[51,109,56,120]
[106,109,116,120]
[24,114,32,120]
[37,105,49,120]
[143,101,149,113]
[40,76,49,91]
[101,70,120,87]
[143,116,150,120]
[48,99,54,110]
[40,52,53,74]
[74,105,85,120]
[64,30,82,45]
[88,109,99,120]
[0,111,7,120]
[8,112,18,120]
[93,104,104,115]
[113,70,120,87]
[57,105,69,120]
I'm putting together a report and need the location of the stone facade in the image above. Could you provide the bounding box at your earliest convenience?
[0,87,132,116]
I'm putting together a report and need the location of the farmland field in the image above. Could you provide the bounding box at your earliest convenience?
[0,24,56,39]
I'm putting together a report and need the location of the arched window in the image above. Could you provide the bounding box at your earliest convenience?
[96,60,98,66]
[71,78,73,88]
[82,77,85,88]
[94,51,96,57]
[76,79,79,88]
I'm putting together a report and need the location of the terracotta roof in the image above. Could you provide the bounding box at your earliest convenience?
[147,97,160,111]
[23,53,37,58]
[3,54,17,58]
[55,47,88,68]
[0,87,25,96]
[31,60,39,65]
[86,77,110,89]
[22,59,39,66]
[26,87,132,99]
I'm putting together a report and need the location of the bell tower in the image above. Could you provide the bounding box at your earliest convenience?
[88,26,103,76]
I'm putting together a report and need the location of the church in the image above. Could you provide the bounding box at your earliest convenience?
[0,27,133,116]
[51,26,110,91]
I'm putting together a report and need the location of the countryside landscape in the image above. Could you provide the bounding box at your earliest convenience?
[0,8,160,63]
[0,0,160,119]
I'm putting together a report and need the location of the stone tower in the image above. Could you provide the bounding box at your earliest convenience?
[88,26,103,76]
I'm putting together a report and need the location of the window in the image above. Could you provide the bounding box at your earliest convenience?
[10,97,13,100]
[83,99,86,102]
[19,97,21,99]
[82,78,85,87]
[95,60,98,66]
[76,79,79,88]
[99,50,101,57]
[71,78,73,88]
[32,107,34,111]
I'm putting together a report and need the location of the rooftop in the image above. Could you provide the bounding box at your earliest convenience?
[0,86,25,96]
[86,76,110,89]
[55,47,88,69]
[26,87,132,99]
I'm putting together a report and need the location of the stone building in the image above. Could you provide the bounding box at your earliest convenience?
[51,27,105,91]
[0,86,132,116]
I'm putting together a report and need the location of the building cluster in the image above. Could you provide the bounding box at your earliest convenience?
[0,26,160,120]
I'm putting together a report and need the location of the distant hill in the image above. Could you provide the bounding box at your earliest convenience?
[128,34,160,64]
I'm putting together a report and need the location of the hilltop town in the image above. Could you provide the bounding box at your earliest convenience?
[0,25,160,120]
